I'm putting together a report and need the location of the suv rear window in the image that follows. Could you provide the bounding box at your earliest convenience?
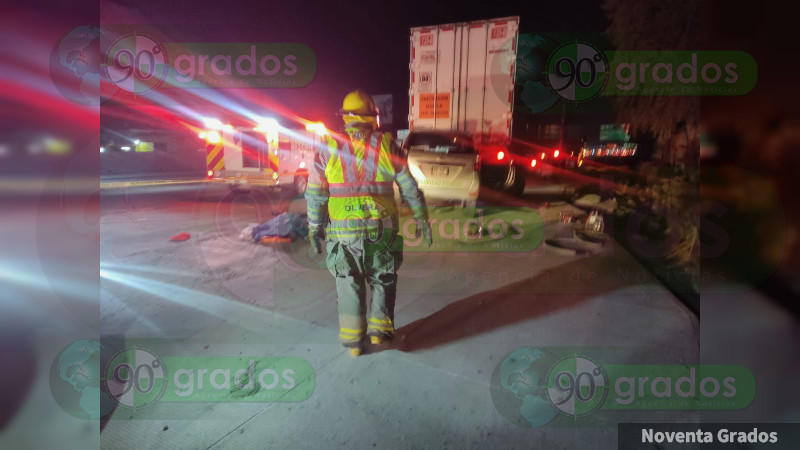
[404,133,476,154]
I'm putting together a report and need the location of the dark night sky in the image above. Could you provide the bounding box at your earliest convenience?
[99,0,610,127]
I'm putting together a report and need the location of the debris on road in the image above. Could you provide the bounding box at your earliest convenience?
[573,194,617,214]
[169,232,191,241]
[241,213,309,244]
[259,236,292,244]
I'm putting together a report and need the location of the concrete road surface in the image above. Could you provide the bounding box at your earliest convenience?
[87,180,699,449]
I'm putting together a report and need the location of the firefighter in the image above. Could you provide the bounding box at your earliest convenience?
[305,90,432,357]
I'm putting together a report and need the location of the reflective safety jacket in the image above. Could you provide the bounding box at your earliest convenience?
[305,130,427,244]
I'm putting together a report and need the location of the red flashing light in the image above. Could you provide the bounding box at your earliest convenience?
[496,150,505,161]
[553,149,560,158]
[530,159,537,168]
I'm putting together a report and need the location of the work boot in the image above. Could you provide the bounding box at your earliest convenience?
[348,347,362,357]
[369,333,394,345]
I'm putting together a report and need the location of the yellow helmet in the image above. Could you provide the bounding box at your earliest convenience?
[337,90,379,130]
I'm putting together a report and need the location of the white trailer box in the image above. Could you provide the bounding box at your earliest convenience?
[408,17,519,140]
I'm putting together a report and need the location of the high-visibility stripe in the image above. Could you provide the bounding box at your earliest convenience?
[340,327,363,335]
[208,150,223,168]
[367,324,394,332]
[328,182,393,197]
[206,143,224,170]
[369,318,393,324]
[327,217,397,229]
[340,142,358,183]
[329,192,392,198]
[329,180,392,187]
[208,146,225,171]
[206,145,222,163]
[364,132,381,182]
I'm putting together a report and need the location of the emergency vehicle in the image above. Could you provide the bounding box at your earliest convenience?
[199,117,326,194]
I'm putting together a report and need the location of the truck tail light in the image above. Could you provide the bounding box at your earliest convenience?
[530,159,537,168]
[207,130,221,144]
[496,150,505,161]
[554,149,560,158]
[207,170,215,178]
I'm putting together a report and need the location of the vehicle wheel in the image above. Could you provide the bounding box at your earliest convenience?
[466,222,483,237]
[293,174,308,195]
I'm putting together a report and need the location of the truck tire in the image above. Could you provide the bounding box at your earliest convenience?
[293,174,308,195]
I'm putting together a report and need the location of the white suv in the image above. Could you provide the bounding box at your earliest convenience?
[401,130,480,214]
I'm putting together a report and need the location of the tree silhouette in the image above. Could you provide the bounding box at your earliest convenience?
[603,0,700,165]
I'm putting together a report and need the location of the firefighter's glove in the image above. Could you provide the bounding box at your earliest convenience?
[415,218,433,248]
[308,227,324,256]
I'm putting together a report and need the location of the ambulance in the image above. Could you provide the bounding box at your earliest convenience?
[199,117,326,194]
